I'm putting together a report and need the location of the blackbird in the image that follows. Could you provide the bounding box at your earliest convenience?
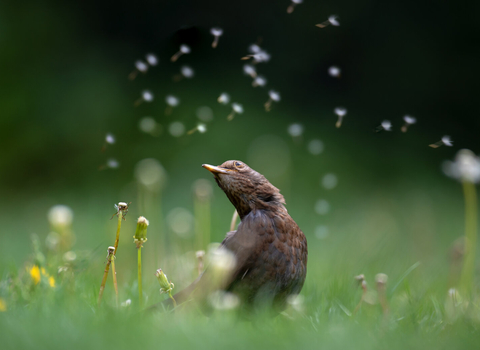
[166,160,307,311]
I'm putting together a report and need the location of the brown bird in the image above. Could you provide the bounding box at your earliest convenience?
[164,160,307,312]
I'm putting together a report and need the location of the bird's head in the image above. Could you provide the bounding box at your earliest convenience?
[202,160,285,218]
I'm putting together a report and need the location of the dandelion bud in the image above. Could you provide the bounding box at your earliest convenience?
[210,27,223,48]
[264,90,280,111]
[401,115,417,132]
[227,103,244,121]
[134,216,149,248]
[334,107,347,128]
[155,268,174,294]
[374,120,392,132]
[429,135,453,148]
[328,66,341,78]
[217,92,230,105]
[171,44,191,62]
[316,15,340,28]
[287,0,303,14]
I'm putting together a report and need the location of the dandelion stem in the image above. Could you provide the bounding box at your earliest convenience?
[168,291,177,308]
[98,248,114,307]
[111,256,119,307]
[459,180,478,299]
[113,211,123,255]
[230,210,239,232]
[138,247,143,308]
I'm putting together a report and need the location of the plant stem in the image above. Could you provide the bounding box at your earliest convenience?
[168,291,177,308]
[230,210,238,232]
[138,247,143,308]
[98,250,114,307]
[111,256,119,307]
[113,211,123,255]
[460,180,478,299]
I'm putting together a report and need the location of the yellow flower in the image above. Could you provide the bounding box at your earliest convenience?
[0,298,6,312]
[30,265,41,285]
[48,276,56,288]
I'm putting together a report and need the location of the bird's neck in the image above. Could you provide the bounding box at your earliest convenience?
[226,193,285,220]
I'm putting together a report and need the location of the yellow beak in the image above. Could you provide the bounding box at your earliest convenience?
[202,164,232,174]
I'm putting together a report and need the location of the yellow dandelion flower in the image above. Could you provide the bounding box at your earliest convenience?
[30,265,41,285]
[48,276,56,288]
[0,298,6,312]
[41,267,46,275]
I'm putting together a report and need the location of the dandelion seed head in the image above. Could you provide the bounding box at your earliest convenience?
[381,120,392,131]
[442,149,480,183]
[107,158,119,169]
[442,135,453,146]
[210,27,223,36]
[268,90,281,101]
[322,173,338,190]
[315,199,330,215]
[165,95,180,107]
[287,123,303,137]
[167,207,194,237]
[48,205,74,227]
[105,133,115,144]
[314,225,329,239]
[137,216,150,226]
[135,60,148,73]
[232,103,244,114]
[169,121,185,137]
[181,65,195,78]
[334,107,347,117]
[308,139,324,155]
[253,76,267,86]
[403,115,417,124]
[145,53,158,66]
[328,66,341,77]
[180,44,191,54]
[139,117,157,134]
[141,90,154,102]
[196,106,214,122]
[218,92,230,105]
[328,15,340,26]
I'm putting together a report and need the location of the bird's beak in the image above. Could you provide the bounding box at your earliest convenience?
[202,164,232,174]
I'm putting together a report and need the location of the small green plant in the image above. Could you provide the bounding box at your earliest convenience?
[134,216,149,308]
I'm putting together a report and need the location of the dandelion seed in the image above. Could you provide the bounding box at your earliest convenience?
[308,139,324,155]
[145,53,158,66]
[107,158,119,169]
[196,106,214,122]
[334,107,347,128]
[287,123,304,137]
[217,92,230,105]
[287,0,303,14]
[105,133,115,144]
[248,44,262,54]
[181,65,195,78]
[315,199,330,215]
[322,173,338,190]
[128,60,149,80]
[171,44,191,62]
[264,90,280,111]
[242,49,271,63]
[187,123,207,135]
[328,66,341,78]
[139,116,161,136]
[374,120,392,132]
[168,121,185,137]
[134,90,154,107]
[252,75,267,87]
[243,64,257,78]
[210,27,223,48]
[227,103,244,121]
[165,95,180,115]
[429,135,453,148]
[401,115,417,133]
[316,15,340,28]
[442,149,480,184]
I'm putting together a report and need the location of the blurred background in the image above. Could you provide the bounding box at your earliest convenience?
[1,0,479,297]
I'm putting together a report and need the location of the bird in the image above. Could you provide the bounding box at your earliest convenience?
[162,160,308,313]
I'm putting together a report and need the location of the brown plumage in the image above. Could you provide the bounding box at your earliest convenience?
[165,160,307,312]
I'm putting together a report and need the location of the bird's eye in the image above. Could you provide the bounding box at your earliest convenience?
[234,161,243,168]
